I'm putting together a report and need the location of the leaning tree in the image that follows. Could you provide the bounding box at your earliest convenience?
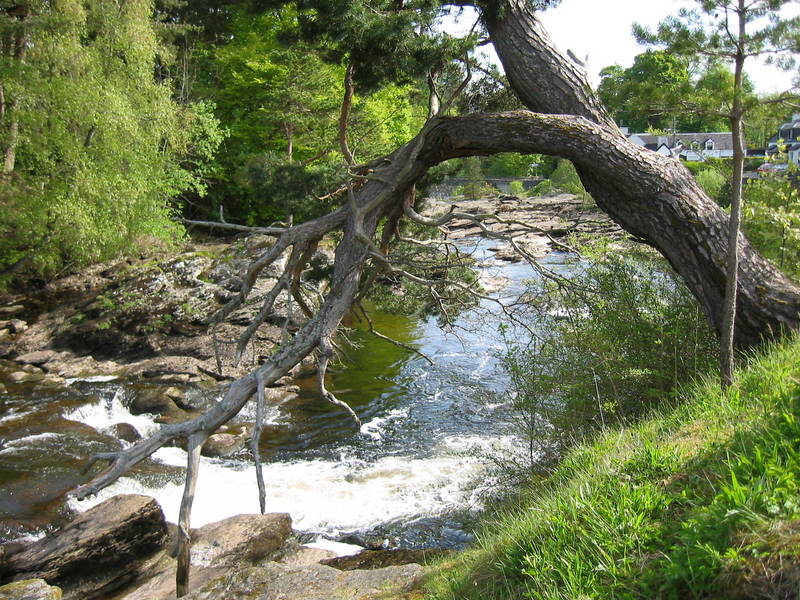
[69,0,800,595]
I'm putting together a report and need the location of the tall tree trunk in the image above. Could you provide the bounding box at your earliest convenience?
[339,63,356,166]
[485,0,800,348]
[719,1,748,386]
[3,21,26,175]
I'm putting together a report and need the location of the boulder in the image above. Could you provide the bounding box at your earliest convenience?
[109,423,142,444]
[200,428,250,458]
[7,320,27,335]
[1,494,167,600]
[115,565,227,600]
[182,562,424,600]
[129,387,180,416]
[0,579,62,600]
[15,350,56,366]
[190,513,292,568]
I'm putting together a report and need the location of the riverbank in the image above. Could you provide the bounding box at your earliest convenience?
[424,335,800,599]
[0,191,627,598]
[0,192,621,386]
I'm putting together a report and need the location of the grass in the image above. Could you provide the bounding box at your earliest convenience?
[423,335,800,599]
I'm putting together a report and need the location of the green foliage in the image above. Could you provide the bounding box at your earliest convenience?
[0,0,221,280]
[498,251,718,472]
[507,181,526,197]
[483,153,539,178]
[743,172,800,281]
[243,153,348,223]
[695,168,727,202]
[426,335,800,600]
[365,221,479,317]
[456,156,497,200]
[531,159,591,203]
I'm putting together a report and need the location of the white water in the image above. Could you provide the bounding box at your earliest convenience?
[49,242,574,544]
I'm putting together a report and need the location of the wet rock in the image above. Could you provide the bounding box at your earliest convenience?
[201,431,247,458]
[0,579,62,600]
[190,513,292,568]
[321,548,452,571]
[1,494,167,600]
[129,387,180,416]
[6,320,27,334]
[290,355,318,379]
[110,423,142,444]
[182,562,424,600]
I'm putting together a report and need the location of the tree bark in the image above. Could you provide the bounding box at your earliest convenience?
[485,0,800,347]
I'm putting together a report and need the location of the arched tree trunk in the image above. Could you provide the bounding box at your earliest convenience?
[485,0,800,347]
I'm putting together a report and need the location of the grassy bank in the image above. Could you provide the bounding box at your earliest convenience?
[425,336,800,599]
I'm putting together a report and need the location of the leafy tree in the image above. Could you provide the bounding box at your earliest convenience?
[598,50,692,132]
[636,0,800,386]
[0,0,222,281]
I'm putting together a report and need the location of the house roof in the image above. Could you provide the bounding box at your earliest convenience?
[628,132,734,151]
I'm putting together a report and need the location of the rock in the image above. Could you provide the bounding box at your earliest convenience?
[190,513,292,568]
[109,423,142,444]
[7,372,27,384]
[115,565,227,600]
[0,305,24,317]
[321,548,452,570]
[0,579,62,600]
[15,350,56,366]
[201,432,246,458]
[1,494,167,600]
[182,562,424,600]
[129,387,180,416]
[6,320,27,335]
[290,355,318,379]
[278,545,337,568]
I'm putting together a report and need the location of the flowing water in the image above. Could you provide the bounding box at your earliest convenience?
[0,239,576,550]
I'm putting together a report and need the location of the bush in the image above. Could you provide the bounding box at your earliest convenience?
[695,168,726,201]
[743,172,800,281]
[243,154,348,224]
[498,250,718,476]
[531,159,593,203]
[508,180,526,197]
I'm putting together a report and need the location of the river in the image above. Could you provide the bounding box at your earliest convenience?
[0,238,576,551]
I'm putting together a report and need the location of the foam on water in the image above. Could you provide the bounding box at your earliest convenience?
[63,389,160,438]
[359,407,409,441]
[0,432,62,454]
[71,433,498,534]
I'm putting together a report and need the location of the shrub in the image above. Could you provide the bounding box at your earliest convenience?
[743,172,800,281]
[695,168,727,201]
[498,250,718,475]
[508,180,526,197]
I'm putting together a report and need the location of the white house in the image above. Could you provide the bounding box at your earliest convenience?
[766,114,800,165]
[622,128,734,161]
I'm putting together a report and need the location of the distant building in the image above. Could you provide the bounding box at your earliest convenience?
[621,127,734,161]
[766,114,800,165]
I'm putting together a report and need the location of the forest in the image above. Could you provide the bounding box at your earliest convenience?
[1,0,800,599]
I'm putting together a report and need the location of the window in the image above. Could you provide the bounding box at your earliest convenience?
[704,139,715,151]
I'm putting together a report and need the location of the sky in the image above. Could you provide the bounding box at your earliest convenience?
[447,1,799,94]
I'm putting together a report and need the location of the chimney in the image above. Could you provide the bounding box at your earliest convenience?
[620,126,629,135]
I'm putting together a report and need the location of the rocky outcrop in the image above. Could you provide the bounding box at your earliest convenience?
[430,193,626,260]
[181,562,425,600]
[0,495,167,600]
[190,513,292,568]
[0,579,62,600]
